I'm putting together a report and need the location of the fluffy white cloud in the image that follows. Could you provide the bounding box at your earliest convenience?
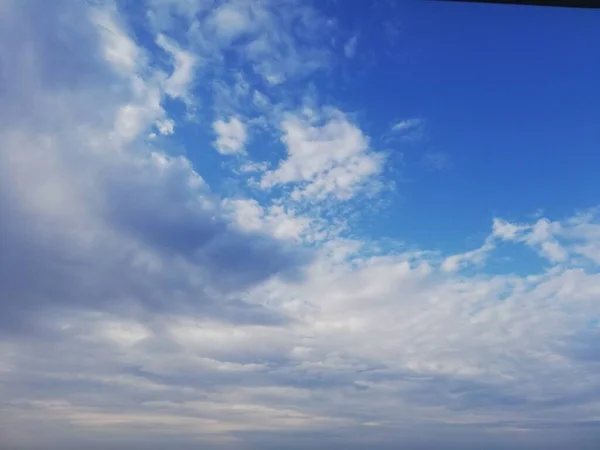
[213,116,248,154]
[492,217,526,240]
[156,118,175,135]
[260,108,385,201]
[223,198,329,242]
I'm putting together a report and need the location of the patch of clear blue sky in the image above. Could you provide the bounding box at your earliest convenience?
[324,1,600,253]
[132,0,599,258]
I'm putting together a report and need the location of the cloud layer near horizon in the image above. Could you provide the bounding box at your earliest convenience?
[1,1,599,449]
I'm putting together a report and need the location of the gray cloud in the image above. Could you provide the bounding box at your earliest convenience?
[0,0,310,334]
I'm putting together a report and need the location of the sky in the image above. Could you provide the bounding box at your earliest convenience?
[1,0,599,449]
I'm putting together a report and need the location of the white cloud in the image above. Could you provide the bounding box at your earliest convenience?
[213,116,248,155]
[386,118,425,142]
[493,217,569,264]
[260,108,384,201]
[539,240,569,263]
[6,214,600,445]
[574,244,600,264]
[92,5,167,143]
[112,87,164,143]
[91,6,142,76]
[0,0,307,328]
[92,5,197,144]
[155,33,196,102]
[492,218,526,240]
[224,199,315,242]
[186,0,332,85]
[3,1,600,449]
[239,161,269,173]
[208,2,253,42]
[156,118,175,135]
[391,118,423,133]
[441,238,495,273]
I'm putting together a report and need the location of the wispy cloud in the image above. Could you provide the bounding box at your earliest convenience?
[344,35,358,58]
[155,33,197,103]
[385,118,425,142]
[422,151,452,171]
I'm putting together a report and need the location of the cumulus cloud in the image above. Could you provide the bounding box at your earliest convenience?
[223,198,329,242]
[260,108,385,201]
[0,0,308,333]
[156,118,175,135]
[213,116,248,155]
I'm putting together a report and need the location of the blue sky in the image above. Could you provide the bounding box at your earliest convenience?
[330,1,600,250]
[155,0,600,254]
[1,0,600,449]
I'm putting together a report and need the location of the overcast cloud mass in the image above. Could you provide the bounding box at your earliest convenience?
[1,1,599,449]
